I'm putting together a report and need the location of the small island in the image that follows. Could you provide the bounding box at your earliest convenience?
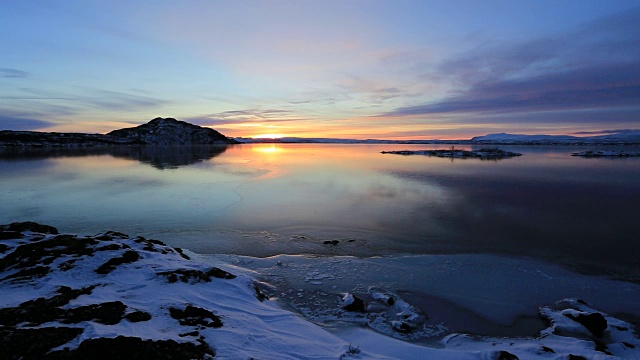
[571,150,640,158]
[382,147,522,159]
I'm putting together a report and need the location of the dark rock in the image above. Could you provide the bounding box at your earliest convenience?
[0,285,97,326]
[541,346,555,353]
[174,247,190,260]
[58,259,77,271]
[323,240,339,246]
[496,351,519,360]
[623,341,636,348]
[158,267,235,284]
[108,117,237,145]
[568,355,587,360]
[5,222,59,235]
[95,250,141,274]
[0,265,50,282]
[0,235,98,272]
[169,305,223,328]
[391,321,415,333]
[0,243,9,253]
[179,330,200,337]
[207,267,236,279]
[94,231,130,241]
[48,335,215,360]
[564,312,608,338]
[0,326,83,360]
[387,297,395,306]
[63,301,127,325]
[96,243,126,252]
[0,231,24,240]
[594,340,611,355]
[125,311,152,323]
[342,294,366,313]
[254,283,269,302]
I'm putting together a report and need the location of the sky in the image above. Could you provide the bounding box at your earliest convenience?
[1,0,639,140]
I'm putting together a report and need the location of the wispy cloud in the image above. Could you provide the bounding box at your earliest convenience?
[186,109,306,127]
[81,89,168,111]
[0,68,30,79]
[380,8,640,123]
[573,129,640,135]
[0,112,56,130]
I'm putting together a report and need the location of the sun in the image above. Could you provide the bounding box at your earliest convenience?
[253,133,285,139]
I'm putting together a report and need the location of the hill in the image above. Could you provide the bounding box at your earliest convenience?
[0,118,237,147]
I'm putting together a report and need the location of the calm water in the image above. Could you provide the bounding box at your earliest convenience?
[1,144,639,278]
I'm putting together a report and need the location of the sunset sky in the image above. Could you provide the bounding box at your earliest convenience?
[1,1,639,139]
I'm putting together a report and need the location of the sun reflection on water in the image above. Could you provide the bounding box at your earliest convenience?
[252,144,282,154]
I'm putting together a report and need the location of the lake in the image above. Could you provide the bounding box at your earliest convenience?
[1,143,639,280]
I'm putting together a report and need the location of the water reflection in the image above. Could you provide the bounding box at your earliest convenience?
[1,143,639,279]
[0,145,230,170]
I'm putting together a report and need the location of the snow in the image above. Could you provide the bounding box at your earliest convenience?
[2,228,640,359]
[471,131,640,144]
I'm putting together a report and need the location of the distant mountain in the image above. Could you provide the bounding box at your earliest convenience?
[471,130,640,145]
[234,137,464,144]
[236,130,640,145]
[471,133,577,142]
[0,117,238,147]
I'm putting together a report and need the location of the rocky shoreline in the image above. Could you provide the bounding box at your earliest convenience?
[2,222,640,359]
[381,147,522,159]
[0,118,237,147]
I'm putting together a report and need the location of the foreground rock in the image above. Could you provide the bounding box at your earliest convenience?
[382,147,522,159]
[0,222,347,359]
[0,118,237,147]
[2,222,639,359]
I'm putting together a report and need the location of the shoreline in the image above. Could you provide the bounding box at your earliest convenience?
[211,252,640,328]
[2,222,640,359]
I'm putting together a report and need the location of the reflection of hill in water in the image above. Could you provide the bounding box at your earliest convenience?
[0,145,230,169]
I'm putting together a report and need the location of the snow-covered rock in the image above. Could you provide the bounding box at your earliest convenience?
[2,222,639,359]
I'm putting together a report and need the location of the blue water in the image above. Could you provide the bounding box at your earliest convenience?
[1,143,639,279]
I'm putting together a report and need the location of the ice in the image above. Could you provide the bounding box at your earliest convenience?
[2,227,640,359]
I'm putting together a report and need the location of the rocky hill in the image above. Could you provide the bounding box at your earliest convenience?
[108,118,237,145]
[0,118,237,147]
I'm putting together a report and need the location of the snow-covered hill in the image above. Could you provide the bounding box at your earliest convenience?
[471,130,640,144]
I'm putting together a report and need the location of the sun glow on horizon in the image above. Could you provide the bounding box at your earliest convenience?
[253,133,286,139]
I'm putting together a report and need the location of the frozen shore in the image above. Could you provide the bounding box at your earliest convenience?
[1,222,639,359]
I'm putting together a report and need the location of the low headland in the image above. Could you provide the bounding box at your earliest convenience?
[0,117,238,147]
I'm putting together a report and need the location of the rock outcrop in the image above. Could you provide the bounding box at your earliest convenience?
[381,147,522,159]
[107,117,237,145]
